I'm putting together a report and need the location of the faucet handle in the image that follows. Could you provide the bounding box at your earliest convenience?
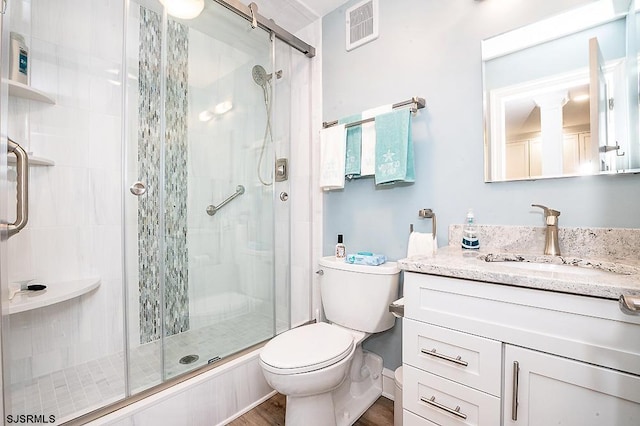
[532,204,560,226]
[531,204,560,217]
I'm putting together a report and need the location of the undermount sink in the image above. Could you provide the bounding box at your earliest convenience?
[480,252,640,277]
[497,261,610,277]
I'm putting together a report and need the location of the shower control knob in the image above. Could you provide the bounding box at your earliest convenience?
[279,192,288,201]
[129,181,147,196]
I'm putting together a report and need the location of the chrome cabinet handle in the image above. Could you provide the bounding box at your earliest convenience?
[421,348,469,367]
[619,295,640,315]
[7,139,29,237]
[420,396,467,420]
[512,361,520,421]
[129,181,147,196]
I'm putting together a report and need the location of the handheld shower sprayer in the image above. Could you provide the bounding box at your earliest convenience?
[252,65,269,86]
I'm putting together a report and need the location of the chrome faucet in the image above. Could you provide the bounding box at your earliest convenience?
[532,204,561,256]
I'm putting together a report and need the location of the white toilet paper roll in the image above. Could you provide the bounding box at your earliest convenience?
[407,232,437,257]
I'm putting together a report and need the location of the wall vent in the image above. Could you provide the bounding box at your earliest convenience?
[345,0,378,51]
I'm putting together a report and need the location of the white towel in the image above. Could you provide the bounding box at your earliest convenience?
[360,104,392,176]
[319,124,347,190]
[407,232,437,257]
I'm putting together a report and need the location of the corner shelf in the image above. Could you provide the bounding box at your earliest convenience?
[7,154,54,167]
[3,78,55,104]
[5,277,101,314]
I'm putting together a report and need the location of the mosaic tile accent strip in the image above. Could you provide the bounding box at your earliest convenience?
[138,7,162,344]
[138,8,190,344]
[164,19,190,336]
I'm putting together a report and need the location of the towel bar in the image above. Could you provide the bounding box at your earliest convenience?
[323,96,426,129]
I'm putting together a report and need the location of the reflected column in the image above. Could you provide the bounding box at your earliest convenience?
[533,91,568,176]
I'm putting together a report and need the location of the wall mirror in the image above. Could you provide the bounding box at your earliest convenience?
[483,0,640,182]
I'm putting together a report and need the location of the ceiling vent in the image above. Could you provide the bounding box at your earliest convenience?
[345,0,378,51]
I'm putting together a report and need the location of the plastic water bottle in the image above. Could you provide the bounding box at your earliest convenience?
[461,209,480,250]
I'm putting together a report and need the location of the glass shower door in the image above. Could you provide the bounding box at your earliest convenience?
[125,0,286,390]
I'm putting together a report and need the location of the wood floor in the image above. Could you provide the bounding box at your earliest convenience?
[228,393,395,425]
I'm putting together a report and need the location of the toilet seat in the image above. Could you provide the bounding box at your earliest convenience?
[260,323,354,375]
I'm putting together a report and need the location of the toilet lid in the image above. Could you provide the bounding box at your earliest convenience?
[260,323,354,374]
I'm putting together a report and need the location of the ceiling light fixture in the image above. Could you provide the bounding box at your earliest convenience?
[159,0,204,20]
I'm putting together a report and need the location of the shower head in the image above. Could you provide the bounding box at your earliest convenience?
[252,64,270,87]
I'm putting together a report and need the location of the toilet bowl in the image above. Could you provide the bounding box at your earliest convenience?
[260,323,359,394]
[259,256,400,426]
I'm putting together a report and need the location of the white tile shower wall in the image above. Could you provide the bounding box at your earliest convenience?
[292,20,324,325]
[288,97,311,325]
[5,0,125,382]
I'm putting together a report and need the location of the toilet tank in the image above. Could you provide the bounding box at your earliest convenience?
[318,256,400,333]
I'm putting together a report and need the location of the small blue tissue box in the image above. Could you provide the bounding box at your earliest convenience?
[345,252,387,266]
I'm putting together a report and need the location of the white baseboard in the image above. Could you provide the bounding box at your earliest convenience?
[381,367,398,401]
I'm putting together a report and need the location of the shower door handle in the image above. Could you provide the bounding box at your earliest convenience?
[6,138,29,237]
[129,181,147,196]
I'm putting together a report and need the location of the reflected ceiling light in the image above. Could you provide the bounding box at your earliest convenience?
[572,94,590,102]
[198,110,215,122]
[160,0,204,20]
[199,101,233,122]
[213,101,233,115]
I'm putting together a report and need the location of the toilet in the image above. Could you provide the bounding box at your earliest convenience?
[259,256,400,426]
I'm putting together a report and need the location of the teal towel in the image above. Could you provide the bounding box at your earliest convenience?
[374,109,415,185]
[339,114,362,177]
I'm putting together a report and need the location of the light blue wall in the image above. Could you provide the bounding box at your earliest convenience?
[322,0,640,370]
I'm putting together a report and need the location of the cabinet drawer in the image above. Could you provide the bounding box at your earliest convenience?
[403,318,502,396]
[404,409,438,425]
[404,364,500,426]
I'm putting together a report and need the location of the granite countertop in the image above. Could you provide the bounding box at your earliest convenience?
[398,246,640,300]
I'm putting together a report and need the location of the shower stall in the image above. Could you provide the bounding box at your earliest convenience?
[0,0,315,422]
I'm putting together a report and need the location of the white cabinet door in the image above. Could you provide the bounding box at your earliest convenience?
[505,140,529,179]
[504,345,640,426]
[562,133,580,174]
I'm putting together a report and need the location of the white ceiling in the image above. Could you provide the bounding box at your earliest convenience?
[252,0,349,33]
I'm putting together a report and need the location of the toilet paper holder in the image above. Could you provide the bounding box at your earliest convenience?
[410,208,436,239]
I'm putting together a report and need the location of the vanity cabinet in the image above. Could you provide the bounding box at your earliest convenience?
[402,272,640,425]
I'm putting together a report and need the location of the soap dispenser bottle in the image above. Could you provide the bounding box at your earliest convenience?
[461,209,480,250]
[335,234,346,259]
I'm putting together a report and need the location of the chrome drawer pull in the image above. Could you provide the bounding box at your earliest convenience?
[421,348,469,367]
[619,295,640,315]
[512,361,520,421]
[421,396,468,420]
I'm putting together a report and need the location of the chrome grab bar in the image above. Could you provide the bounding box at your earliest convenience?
[619,295,640,315]
[6,138,29,237]
[206,185,245,216]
